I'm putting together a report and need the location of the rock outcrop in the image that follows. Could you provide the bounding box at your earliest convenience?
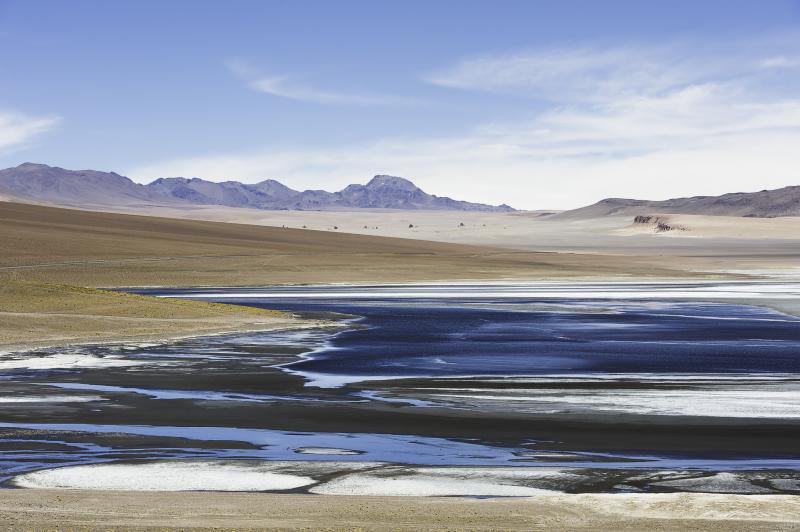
[633,215,687,233]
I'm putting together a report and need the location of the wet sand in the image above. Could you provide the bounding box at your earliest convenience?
[0,490,798,531]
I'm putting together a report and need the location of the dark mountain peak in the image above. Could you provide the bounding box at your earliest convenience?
[17,162,51,170]
[151,176,214,184]
[149,177,183,185]
[252,179,299,199]
[365,175,419,191]
[257,178,287,186]
[334,174,512,211]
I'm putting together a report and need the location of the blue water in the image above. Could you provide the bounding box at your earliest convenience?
[292,302,800,379]
[148,287,800,381]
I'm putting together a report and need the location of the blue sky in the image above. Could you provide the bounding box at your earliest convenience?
[2,0,800,208]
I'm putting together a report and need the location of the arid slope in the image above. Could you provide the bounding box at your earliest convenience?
[0,201,682,287]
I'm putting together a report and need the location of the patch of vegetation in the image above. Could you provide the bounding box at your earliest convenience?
[0,281,287,318]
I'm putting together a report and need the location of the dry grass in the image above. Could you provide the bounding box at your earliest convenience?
[0,281,301,352]
[0,281,284,318]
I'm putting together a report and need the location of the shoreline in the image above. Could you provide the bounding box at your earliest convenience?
[0,319,335,357]
[5,277,798,355]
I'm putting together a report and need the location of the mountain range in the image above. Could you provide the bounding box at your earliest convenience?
[0,163,515,212]
[2,162,797,218]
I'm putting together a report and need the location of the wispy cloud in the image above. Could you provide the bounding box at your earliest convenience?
[423,40,800,103]
[133,41,800,209]
[227,60,414,106]
[0,110,60,153]
[760,55,800,69]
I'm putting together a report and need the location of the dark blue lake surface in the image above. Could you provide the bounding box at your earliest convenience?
[286,301,800,379]
[148,284,800,382]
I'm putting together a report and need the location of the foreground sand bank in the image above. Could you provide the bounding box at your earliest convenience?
[0,490,797,531]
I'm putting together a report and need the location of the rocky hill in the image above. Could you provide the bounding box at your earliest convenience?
[0,163,165,207]
[556,186,800,219]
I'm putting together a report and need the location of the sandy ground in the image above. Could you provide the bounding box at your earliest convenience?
[94,202,800,274]
[113,201,800,242]
[0,490,798,531]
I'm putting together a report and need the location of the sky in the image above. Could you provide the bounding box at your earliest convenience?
[2,0,800,209]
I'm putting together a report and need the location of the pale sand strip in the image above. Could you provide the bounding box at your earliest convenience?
[0,491,798,531]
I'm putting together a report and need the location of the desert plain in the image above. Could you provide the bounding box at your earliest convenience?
[2,199,800,530]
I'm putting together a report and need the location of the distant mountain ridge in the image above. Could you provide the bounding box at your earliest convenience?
[556,186,800,219]
[0,163,514,212]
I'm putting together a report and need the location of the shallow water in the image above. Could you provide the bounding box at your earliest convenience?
[1,282,800,493]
